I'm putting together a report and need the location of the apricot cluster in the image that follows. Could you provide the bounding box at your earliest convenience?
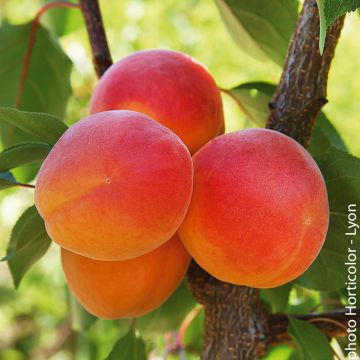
[35,50,329,320]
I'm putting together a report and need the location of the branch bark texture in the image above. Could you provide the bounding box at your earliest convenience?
[187,262,268,359]
[266,0,344,147]
[79,0,112,77]
[80,0,346,358]
[187,0,345,359]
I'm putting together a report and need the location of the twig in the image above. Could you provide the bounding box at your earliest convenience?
[308,317,348,332]
[78,0,113,78]
[176,305,202,348]
[309,299,343,313]
[267,309,359,346]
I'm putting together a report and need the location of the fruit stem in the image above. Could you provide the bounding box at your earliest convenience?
[16,182,36,189]
[130,317,137,331]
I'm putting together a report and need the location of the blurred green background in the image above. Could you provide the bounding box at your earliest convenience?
[0,0,359,359]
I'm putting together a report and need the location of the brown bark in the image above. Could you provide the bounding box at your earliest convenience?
[79,0,113,77]
[267,0,344,147]
[187,262,268,359]
[81,0,347,358]
[187,0,345,359]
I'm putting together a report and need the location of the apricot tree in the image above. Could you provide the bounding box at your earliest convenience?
[1,0,360,359]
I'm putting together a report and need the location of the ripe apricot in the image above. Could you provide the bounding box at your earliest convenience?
[90,49,224,154]
[35,110,193,261]
[178,129,329,288]
[61,235,190,319]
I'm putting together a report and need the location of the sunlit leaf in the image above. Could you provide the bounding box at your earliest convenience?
[215,0,298,65]
[2,205,51,288]
[316,0,360,53]
[287,317,333,359]
[106,329,147,360]
[0,141,51,172]
[0,107,67,145]
[296,148,360,291]
[0,22,71,180]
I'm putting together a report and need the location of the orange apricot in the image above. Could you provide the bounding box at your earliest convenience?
[61,235,190,319]
[35,110,193,261]
[90,49,224,154]
[178,129,329,288]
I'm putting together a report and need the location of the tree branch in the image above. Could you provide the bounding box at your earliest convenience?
[187,0,346,359]
[264,0,348,351]
[186,262,268,359]
[79,0,112,78]
[268,309,360,346]
[266,0,345,147]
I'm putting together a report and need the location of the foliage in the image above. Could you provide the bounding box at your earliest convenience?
[0,0,359,359]
[287,317,333,359]
[1,205,51,288]
[105,329,147,360]
[214,0,298,66]
[317,0,360,51]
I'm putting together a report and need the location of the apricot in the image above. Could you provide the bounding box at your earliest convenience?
[35,110,193,261]
[178,129,329,288]
[90,49,224,154]
[61,234,190,319]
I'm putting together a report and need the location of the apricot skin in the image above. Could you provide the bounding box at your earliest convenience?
[61,235,190,319]
[90,49,224,154]
[35,110,193,261]
[178,129,329,288]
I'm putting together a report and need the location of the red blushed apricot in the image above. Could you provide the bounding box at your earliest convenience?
[178,129,329,288]
[35,110,193,261]
[61,235,190,319]
[90,49,224,154]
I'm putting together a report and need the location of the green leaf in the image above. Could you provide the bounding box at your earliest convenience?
[226,82,275,126]
[228,82,351,291]
[134,281,196,334]
[0,171,18,190]
[296,148,360,291]
[0,22,71,179]
[0,141,52,172]
[0,107,67,145]
[2,205,51,288]
[261,283,292,313]
[106,329,147,360]
[317,0,360,53]
[42,1,82,37]
[287,286,320,315]
[183,309,204,353]
[215,0,299,66]
[261,345,295,360]
[316,0,327,54]
[287,317,333,359]
[0,22,72,119]
[226,83,346,155]
[309,112,347,156]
